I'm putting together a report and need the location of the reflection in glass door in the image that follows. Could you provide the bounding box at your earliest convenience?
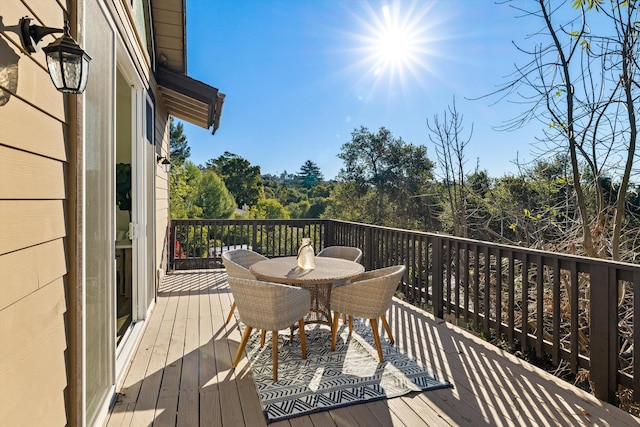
[115,68,133,345]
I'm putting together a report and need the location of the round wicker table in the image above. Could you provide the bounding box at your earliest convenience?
[249,256,364,326]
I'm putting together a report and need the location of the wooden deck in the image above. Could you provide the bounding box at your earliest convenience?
[105,270,639,426]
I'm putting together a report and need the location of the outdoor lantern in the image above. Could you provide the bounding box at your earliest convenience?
[19,17,91,94]
[157,156,172,173]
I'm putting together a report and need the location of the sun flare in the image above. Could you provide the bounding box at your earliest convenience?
[373,6,419,71]
[348,2,441,95]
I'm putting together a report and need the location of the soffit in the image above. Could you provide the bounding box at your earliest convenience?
[151,0,186,73]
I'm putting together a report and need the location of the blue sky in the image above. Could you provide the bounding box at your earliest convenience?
[181,0,547,180]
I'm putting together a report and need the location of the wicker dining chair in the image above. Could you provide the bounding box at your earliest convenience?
[317,246,364,324]
[221,249,268,324]
[316,246,363,263]
[227,276,310,381]
[330,265,406,362]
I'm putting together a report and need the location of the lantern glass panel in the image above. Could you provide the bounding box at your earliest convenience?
[46,50,84,92]
[45,51,64,89]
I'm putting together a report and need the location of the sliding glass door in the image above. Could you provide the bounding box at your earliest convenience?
[85,2,115,425]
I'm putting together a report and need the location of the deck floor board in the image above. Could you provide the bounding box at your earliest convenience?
[105,269,640,426]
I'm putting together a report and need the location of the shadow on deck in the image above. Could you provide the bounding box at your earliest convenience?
[105,270,639,426]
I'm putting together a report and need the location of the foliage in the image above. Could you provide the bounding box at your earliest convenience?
[262,170,333,219]
[115,163,132,214]
[169,161,203,219]
[491,0,639,261]
[298,160,324,188]
[169,118,190,167]
[204,152,265,208]
[198,170,237,219]
[245,198,290,219]
[334,126,438,229]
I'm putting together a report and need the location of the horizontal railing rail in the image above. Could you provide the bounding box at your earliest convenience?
[169,218,640,405]
[170,219,331,270]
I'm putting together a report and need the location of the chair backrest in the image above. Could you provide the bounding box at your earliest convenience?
[331,265,405,319]
[221,249,267,279]
[227,277,310,331]
[316,246,363,263]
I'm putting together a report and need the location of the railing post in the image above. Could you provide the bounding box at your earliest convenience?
[432,236,443,319]
[589,264,617,404]
[324,220,333,248]
[169,220,175,270]
[364,226,374,271]
[252,220,258,254]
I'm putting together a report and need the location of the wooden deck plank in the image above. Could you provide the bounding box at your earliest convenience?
[105,270,640,427]
[105,290,172,426]
[389,298,605,426]
[198,277,219,425]
[287,414,324,427]
[362,399,408,427]
[130,293,185,426]
[387,396,445,426]
[302,411,336,427]
[199,389,221,426]
[210,273,247,427]
[326,406,362,426]
[113,290,170,406]
[342,400,394,427]
[153,289,190,425]
[176,290,201,426]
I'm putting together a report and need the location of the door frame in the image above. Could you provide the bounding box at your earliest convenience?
[113,35,150,378]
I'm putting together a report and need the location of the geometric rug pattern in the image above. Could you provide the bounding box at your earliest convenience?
[240,318,452,423]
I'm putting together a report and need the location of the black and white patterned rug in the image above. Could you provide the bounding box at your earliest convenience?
[239,318,451,423]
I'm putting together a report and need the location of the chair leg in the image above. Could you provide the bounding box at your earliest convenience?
[272,331,278,382]
[331,312,340,351]
[348,315,353,334]
[381,314,394,344]
[342,313,347,324]
[260,330,266,347]
[370,318,384,362]
[225,301,236,324]
[298,318,307,359]
[232,326,253,368]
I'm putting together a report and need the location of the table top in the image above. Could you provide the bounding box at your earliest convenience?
[249,256,364,285]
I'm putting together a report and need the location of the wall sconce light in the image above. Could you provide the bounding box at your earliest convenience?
[19,17,91,94]
[157,156,172,173]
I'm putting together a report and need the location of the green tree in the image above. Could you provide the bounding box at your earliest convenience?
[246,198,290,219]
[298,160,324,189]
[481,156,575,250]
[197,170,237,219]
[205,152,265,207]
[169,117,190,167]
[336,126,437,228]
[169,161,203,219]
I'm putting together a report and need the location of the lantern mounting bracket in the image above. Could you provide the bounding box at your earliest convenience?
[19,17,64,53]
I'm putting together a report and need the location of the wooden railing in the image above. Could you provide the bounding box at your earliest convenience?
[169,218,640,404]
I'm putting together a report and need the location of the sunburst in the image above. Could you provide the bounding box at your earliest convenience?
[351,2,441,94]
